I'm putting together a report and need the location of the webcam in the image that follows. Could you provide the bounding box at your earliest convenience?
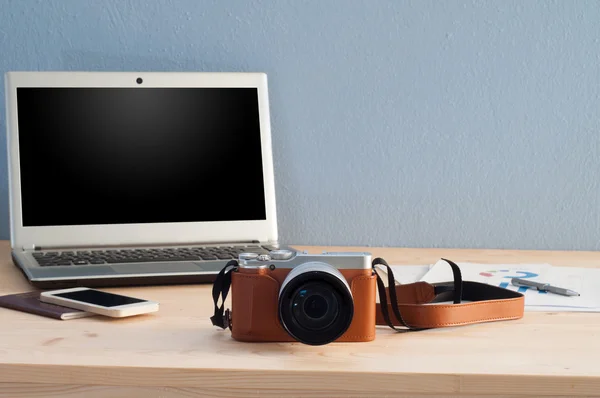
[136,77,143,84]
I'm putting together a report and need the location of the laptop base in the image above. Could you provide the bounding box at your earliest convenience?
[11,243,294,290]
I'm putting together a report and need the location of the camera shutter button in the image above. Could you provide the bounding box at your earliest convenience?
[269,250,294,260]
[239,252,259,260]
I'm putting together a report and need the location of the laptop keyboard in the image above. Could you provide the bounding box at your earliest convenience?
[31,245,275,267]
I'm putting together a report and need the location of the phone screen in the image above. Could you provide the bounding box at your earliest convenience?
[53,289,147,307]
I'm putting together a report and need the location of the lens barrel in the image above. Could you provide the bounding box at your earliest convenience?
[278,262,354,345]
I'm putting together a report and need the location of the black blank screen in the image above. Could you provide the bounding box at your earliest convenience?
[54,289,146,307]
[16,87,267,227]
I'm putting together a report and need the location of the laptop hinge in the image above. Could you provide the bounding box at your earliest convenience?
[22,244,37,251]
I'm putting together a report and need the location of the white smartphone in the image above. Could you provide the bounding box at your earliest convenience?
[39,287,159,318]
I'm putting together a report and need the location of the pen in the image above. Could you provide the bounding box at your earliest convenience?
[510,278,580,296]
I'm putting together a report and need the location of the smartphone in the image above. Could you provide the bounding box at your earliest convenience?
[39,287,159,318]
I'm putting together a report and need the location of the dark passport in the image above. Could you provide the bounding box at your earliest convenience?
[0,291,95,320]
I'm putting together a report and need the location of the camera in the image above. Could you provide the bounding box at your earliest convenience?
[228,249,376,345]
[136,77,143,84]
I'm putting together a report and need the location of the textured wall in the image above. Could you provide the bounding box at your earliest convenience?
[1,0,599,250]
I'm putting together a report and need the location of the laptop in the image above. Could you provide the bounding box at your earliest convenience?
[4,71,288,289]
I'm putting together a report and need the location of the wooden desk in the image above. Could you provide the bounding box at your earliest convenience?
[1,241,600,397]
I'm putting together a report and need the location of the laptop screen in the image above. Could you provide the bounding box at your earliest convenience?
[16,87,267,227]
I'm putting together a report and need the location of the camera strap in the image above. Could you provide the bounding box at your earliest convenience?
[374,257,525,330]
[210,260,238,330]
[210,257,525,332]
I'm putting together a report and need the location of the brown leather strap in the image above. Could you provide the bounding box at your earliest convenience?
[375,275,525,329]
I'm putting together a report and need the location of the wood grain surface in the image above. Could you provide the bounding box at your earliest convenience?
[1,241,600,397]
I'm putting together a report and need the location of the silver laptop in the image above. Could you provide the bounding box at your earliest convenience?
[5,71,288,289]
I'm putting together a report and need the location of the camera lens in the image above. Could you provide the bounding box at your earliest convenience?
[136,77,143,84]
[291,282,339,331]
[303,294,328,319]
[279,262,353,345]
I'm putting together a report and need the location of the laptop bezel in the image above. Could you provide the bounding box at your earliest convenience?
[4,71,278,250]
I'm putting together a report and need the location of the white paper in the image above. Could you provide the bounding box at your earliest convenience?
[378,264,431,284]
[524,306,600,312]
[519,267,600,309]
[419,261,600,312]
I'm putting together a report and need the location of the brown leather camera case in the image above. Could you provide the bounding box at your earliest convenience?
[210,258,526,344]
[230,267,377,342]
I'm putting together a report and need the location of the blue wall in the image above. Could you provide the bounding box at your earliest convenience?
[1,0,599,250]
